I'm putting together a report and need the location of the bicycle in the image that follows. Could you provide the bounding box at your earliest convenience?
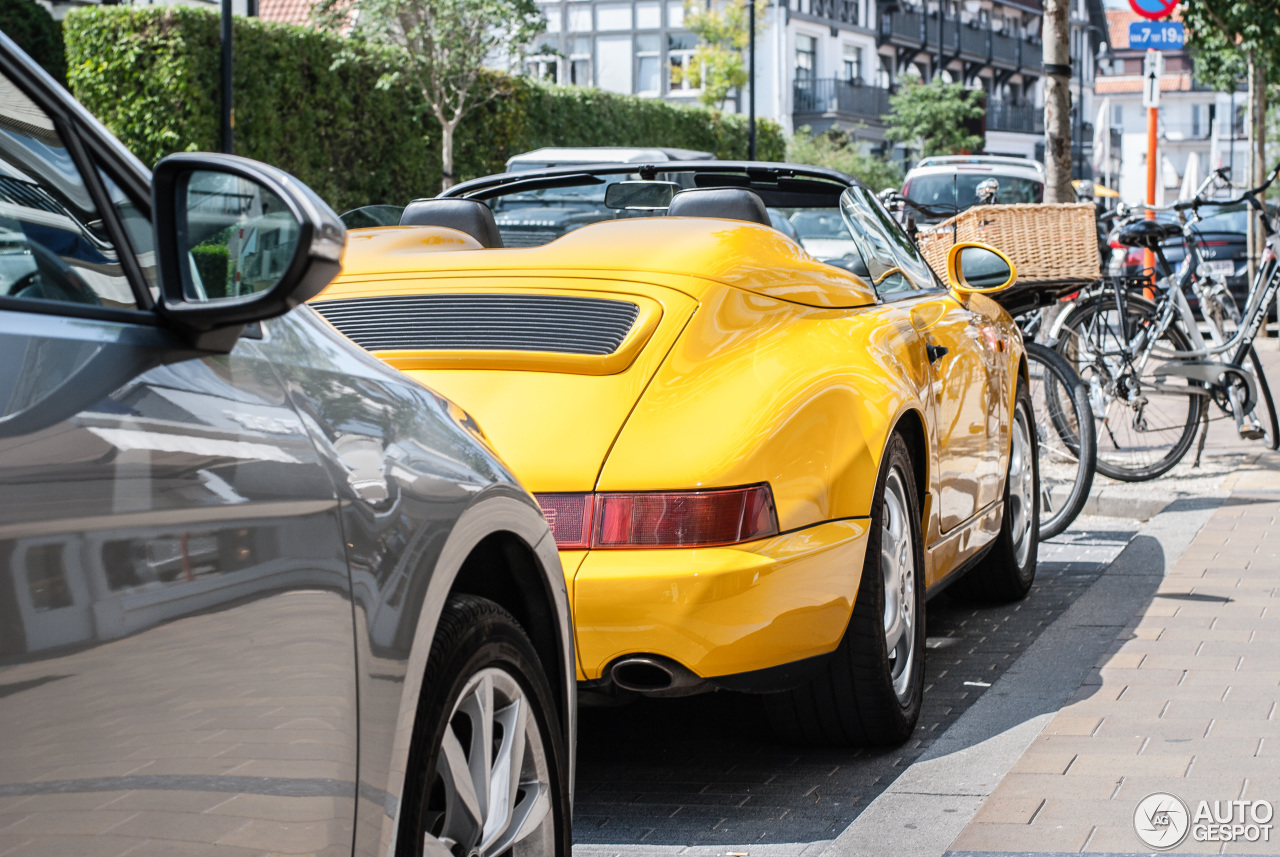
[1047,166,1280,482]
[884,190,1099,539]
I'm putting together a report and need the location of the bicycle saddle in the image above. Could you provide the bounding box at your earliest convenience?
[1115,219,1181,249]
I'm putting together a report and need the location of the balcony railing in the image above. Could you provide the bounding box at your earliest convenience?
[1161,122,1212,141]
[881,11,1042,72]
[794,78,893,122]
[986,99,1043,135]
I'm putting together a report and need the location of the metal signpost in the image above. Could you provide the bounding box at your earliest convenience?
[1130,0,1175,282]
[1142,49,1163,279]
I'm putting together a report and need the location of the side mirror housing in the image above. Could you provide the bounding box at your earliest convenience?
[152,153,346,351]
[946,242,1017,295]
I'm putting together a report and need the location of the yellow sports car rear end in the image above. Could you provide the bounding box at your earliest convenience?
[314,169,1036,746]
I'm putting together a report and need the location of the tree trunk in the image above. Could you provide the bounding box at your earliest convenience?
[1042,0,1073,203]
[441,121,456,192]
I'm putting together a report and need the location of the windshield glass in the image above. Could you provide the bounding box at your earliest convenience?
[904,173,1043,213]
[789,210,850,239]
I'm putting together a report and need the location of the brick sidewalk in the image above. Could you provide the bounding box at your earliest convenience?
[948,344,1280,855]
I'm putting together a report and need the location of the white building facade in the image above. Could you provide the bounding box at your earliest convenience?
[528,0,1107,169]
[1095,8,1246,205]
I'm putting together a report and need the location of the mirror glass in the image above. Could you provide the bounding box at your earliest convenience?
[604,181,680,210]
[957,245,1012,290]
[180,171,300,301]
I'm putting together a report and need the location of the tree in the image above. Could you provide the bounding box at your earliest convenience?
[316,0,544,190]
[788,126,903,192]
[1042,0,1071,203]
[683,0,762,110]
[884,78,984,158]
[1183,0,1280,282]
[0,0,66,84]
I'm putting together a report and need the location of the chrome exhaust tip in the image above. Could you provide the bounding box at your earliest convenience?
[609,655,709,698]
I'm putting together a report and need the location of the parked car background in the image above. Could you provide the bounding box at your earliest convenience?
[0,34,573,857]
[902,155,1045,223]
[1108,203,1280,319]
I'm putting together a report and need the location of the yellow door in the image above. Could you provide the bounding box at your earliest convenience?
[904,292,1004,532]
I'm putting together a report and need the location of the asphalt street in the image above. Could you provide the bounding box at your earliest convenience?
[572,515,1142,855]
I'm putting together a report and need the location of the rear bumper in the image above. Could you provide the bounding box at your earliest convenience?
[570,518,869,681]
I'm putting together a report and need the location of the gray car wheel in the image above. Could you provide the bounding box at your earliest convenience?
[403,596,570,857]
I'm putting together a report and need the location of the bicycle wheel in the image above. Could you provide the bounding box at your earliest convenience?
[1053,293,1204,482]
[1199,288,1280,451]
[1247,347,1280,451]
[1025,343,1096,540]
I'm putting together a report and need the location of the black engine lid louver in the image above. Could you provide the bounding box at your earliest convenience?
[313,294,640,355]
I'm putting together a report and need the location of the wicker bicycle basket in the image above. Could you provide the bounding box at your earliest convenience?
[915,202,1101,287]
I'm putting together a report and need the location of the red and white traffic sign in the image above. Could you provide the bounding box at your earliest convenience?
[1129,0,1177,21]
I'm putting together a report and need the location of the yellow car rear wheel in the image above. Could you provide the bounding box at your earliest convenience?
[763,433,925,746]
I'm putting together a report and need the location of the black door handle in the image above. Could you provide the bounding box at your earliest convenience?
[927,344,949,363]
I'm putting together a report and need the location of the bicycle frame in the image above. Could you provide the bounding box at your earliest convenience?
[1053,172,1280,442]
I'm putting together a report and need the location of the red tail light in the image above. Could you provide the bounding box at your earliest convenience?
[535,493,593,549]
[535,484,779,550]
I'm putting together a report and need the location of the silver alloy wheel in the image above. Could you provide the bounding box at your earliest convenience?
[880,466,917,704]
[1008,407,1036,568]
[423,667,555,857]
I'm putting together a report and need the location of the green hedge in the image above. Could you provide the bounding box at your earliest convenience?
[63,6,784,212]
[1,0,66,84]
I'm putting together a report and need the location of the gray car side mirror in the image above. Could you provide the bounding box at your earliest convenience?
[152,153,346,351]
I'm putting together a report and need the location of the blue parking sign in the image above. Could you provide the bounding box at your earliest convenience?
[1129,21,1185,49]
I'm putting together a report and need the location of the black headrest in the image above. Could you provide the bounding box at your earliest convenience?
[666,188,771,227]
[399,199,504,248]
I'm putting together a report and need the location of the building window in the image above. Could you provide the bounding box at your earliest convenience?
[1191,104,1203,138]
[667,0,684,27]
[637,1,661,28]
[526,55,560,82]
[842,44,862,83]
[26,544,71,612]
[597,3,632,30]
[637,34,661,94]
[543,6,562,32]
[570,36,592,86]
[567,3,591,31]
[796,34,816,82]
[877,54,892,88]
[668,33,699,92]
[598,35,633,92]
[1111,103,1123,129]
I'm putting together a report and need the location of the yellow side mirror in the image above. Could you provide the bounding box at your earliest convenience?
[945,242,1018,294]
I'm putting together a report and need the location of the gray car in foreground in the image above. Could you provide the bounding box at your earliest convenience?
[0,34,573,857]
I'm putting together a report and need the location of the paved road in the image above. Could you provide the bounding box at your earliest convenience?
[573,516,1142,855]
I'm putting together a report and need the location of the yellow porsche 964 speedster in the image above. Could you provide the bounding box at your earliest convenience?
[314,162,1038,746]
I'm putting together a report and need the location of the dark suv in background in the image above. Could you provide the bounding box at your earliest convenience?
[0,34,573,857]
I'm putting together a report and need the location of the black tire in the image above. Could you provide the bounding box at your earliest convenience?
[399,595,571,857]
[1189,289,1278,452]
[950,376,1039,602]
[764,433,925,746]
[1025,343,1096,540]
[1247,347,1280,451]
[1054,293,1204,482]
